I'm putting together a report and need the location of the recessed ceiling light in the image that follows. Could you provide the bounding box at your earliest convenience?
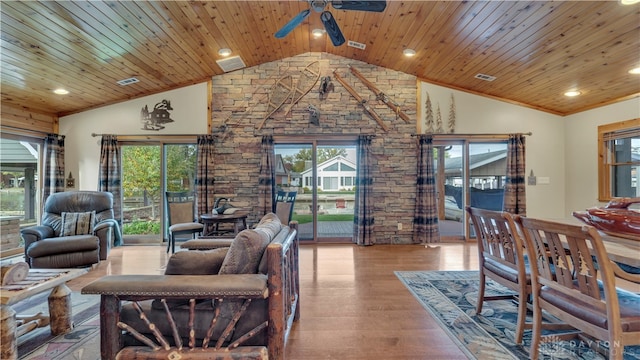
[218,48,232,57]
[312,29,325,38]
[564,90,581,97]
[629,67,640,75]
[620,0,640,4]
[53,88,69,95]
[403,48,416,57]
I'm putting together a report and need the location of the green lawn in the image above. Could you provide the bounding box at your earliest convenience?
[292,214,354,224]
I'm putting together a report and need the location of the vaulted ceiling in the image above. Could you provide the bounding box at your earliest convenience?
[1,1,639,118]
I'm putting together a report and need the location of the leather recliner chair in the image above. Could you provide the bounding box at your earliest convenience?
[20,191,120,268]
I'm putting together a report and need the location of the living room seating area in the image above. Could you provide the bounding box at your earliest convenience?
[82,213,300,360]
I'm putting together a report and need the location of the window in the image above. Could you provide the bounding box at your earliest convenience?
[598,118,640,201]
[340,163,355,171]
[325,163,339,171]
[0,134,42,257]
[274,140,356,243]
[120,139,196,243]
[432,137,510,240]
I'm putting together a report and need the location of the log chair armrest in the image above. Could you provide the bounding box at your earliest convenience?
[83,274,268,360]
[81,274,268,299]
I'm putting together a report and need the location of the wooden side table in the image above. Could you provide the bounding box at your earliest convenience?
[199,211,249,237]
[0,268,87,360]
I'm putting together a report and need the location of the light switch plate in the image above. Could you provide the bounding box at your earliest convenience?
[537,177,550,184]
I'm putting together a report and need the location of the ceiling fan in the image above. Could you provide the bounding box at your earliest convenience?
[274,0,387,47]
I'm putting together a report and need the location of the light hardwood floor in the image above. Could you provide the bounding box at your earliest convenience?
[57,242,639,359]
[62,243,476,359]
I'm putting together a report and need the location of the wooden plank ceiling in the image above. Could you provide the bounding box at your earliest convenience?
[1,1,639,118]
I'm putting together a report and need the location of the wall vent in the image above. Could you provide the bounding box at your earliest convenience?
[216,56,246,73]
[347,40,366,50]
[474,73,496,82]
[116,77,139,86]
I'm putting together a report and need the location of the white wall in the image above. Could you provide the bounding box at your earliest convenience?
[563,97,640,214]
[421,82,567,219]
[60,76,638,221]
[421,82,640,218]
[59,83,208,190]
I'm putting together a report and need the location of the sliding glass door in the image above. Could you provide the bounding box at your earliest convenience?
[276,144,313,241]
[275,140,356,242]
[436,143,464,238]
[315,145,356,242]
[434,140,508,239]
[122,144,162,242]
[121,142,196,243]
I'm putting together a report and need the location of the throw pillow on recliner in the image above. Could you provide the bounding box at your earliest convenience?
[60,211,96,236]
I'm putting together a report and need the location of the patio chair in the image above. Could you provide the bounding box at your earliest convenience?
[274,191,296,224]
[166,191,203,254]
[466,207,532,344]
[517,217,640,360]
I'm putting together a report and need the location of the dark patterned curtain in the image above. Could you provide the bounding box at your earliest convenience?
[353,135,375,245]
[196,135,216,215]
[503,134,526,215]
[258,135,275,216]
[413,135,440,244]
[98,135,122,225]
[42,134,65,206]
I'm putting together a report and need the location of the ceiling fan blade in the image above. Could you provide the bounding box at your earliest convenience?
[275,9,311,38]
[321,11,345,46]
[331,0,387,12]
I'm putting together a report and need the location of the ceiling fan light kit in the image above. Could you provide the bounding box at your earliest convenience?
[275,0,387,47]
[218,48,232,57]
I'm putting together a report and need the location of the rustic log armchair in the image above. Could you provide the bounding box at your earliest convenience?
[82,214,300,360]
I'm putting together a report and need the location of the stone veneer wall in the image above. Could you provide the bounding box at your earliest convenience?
[212,52,419,244]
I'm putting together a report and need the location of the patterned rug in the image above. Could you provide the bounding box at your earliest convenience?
[14,291,100,360]
[395,270,640,360]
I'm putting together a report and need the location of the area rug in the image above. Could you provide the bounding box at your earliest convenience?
[395,270,640,360]
[14,291,100,360]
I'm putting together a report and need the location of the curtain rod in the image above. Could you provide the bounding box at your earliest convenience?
[91,133,207,137]
[411,132,532,137]
[255,134,377,138]
[1,125,52,138]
